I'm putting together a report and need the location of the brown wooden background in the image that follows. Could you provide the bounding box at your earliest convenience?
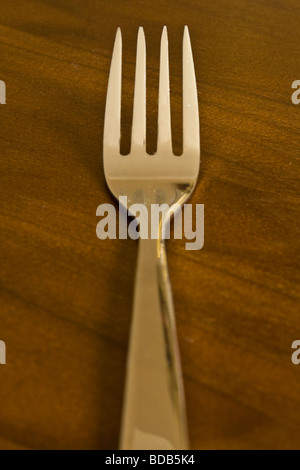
[0,0,300,450]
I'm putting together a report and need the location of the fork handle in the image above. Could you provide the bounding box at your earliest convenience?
[119,236,189,450]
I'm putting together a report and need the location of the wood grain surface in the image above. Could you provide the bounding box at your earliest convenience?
[0,0,300,450]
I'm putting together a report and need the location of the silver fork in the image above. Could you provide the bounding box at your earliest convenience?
[103,26,200,450]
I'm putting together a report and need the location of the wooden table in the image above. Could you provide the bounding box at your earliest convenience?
[0,0,299,450]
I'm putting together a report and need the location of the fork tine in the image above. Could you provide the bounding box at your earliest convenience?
[131,27,146,150]
[157,26,172,154]
[104,28,122,151]
[183,26,200,155]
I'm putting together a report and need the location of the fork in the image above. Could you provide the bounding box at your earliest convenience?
[103,26,200,450]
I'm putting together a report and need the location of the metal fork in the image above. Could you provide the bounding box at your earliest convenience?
[103,26,200,450]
